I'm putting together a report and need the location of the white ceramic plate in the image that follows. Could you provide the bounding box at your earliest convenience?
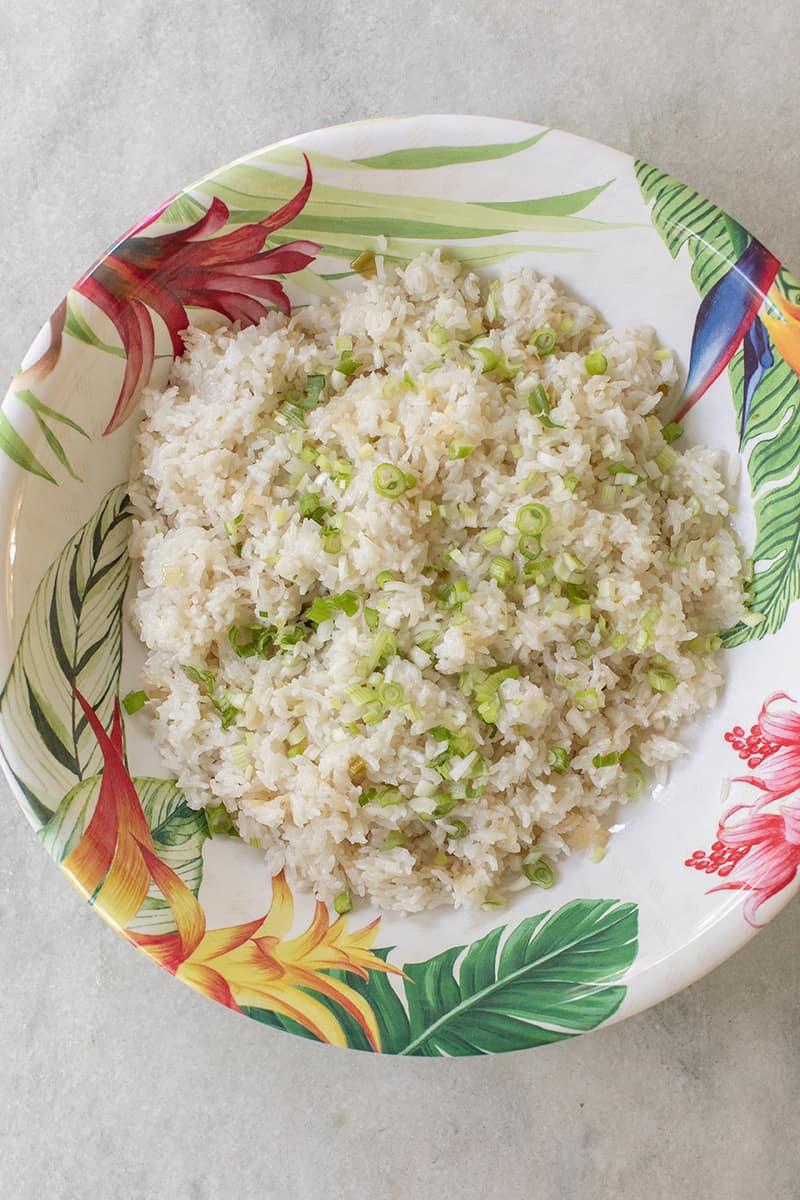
[2,115,799,1056]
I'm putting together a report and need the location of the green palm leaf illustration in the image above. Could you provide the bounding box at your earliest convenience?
[636,161,800,644]
[351,129,549,170]
[15,388,90,481]
[197,159,625,276]
[0,484,131,824]
[0,409,55,484]
[397,899,637,1056]
[40,775,208,934]
[243,900,637,1055]
[723,343,800,644]
[0,384,91,486]
[634,161,748,294]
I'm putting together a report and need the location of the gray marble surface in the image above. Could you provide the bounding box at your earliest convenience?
[1,3,799,1197]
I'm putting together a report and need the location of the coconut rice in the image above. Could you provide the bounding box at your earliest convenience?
[129,251,746,912]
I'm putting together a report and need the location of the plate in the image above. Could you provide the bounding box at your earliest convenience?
[3,115,799,1056]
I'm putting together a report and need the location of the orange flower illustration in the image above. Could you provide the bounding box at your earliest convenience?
[62,689,399,1049]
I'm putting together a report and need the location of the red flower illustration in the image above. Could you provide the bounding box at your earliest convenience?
[686,800,800,926]
[727,691,800,805]
[74,156,318,435]
[686,692,800,924]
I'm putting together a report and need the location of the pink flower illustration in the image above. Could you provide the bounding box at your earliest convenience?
[687,800,800,925]
[74,156,318,435]
[686,692,800,924]
[726,691,800,806]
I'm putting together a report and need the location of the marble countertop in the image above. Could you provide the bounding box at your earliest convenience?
[1,3,799,1197]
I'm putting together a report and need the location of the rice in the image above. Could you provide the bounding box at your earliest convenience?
[128,251,746,912]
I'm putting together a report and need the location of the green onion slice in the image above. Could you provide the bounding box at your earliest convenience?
[205,803,237,838]
[122,690,148,715]
[523,857,555,888]
[529,327,558,355]
[490,556,516,587]
[516,502,551,536]
[547,746,570,773]
[584,350,608,375]
[574,688,601,711]
[592,751,621,768]
[373,463,409,498]
[648,668,678,692]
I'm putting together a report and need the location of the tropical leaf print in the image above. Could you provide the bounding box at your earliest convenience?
[634,162,748,294]
[243,946,413,1054]
[203,163,620,239]
[0,388,90,487]
[245,900,638,1055]
[0,484,131,823]
[351,129,549,170]
[723,345,800,645]
[196,137,623,279]
[40,775,208,935]
[396,900,637,1056]
[14,388,90,481]
[0,409,56,484]
[636,161,800,643]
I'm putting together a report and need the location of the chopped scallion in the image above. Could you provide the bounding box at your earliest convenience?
[376,680,404,706]
[427,322,449,350]
[523,857,555,888]
[490,556,516,587]
[446,819,468,839]
[276,401,307,428]
[655,446,678,473]
[205,803,237,838]
[662,422,683,444]
[448,440,476,460]
[625,766,645,798]
[299,492,328,523]
[516,502,551,536]
[592,751,621,768]
[527,383,563,428]
[518,533,542,560]
[333,891,353,914]
[122,690,148,715]
[320,528,341,554]
[648,668,678,692]
[364,606,380,630]
[547,746,570,773]
[574,638,593,659]
[300,374,326,410]
[350,248,377,278]
[584,350,608,375]
[529,327,558,355]
[373,463,409,498]
[469,346,500,373]
[574,687,601,711]
[229,624,274,659]
[380,831,407,851]
[223,513,243,542]
[336,350,360,376]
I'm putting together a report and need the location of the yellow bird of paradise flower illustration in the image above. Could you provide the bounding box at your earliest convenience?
[61,688,401,1050]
